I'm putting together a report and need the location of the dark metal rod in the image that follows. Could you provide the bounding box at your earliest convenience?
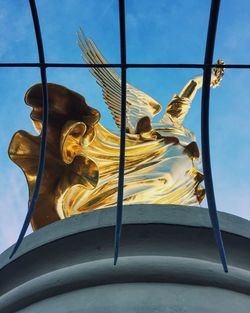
[114,0,127,265]
[0,63,121,68]
[127,64,250,69]
[201,0,228,272]
[9,0,49,259]
[2,63,250,68]
[0,63,41,67]
[121,64,250,69]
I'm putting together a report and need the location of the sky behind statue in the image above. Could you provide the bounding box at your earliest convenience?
[0,0,250,253]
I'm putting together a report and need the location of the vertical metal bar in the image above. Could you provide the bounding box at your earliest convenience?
[114,0,127,265]
[201,0,228,272]
[9,0,49,258]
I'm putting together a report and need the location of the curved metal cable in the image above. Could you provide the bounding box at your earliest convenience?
[9,0,49,258]
[114,0,127,265]
[201,0,228,272]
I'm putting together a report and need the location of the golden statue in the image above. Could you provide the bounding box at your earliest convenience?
[8,30,224,230]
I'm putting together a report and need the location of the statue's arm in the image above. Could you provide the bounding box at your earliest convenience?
[162,60,224,125]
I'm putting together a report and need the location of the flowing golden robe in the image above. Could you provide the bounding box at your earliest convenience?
[9,27,225,230]
[8,77,207,230]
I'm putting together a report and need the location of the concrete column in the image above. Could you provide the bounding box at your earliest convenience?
[0,205,249,312]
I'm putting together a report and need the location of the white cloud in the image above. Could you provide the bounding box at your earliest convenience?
[0,169,31,253]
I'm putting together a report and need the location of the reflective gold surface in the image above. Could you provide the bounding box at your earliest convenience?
[8,33,224,230]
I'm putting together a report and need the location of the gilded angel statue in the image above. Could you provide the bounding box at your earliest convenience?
[8,30,224,230]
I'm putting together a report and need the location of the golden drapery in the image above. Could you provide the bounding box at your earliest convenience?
[8,80,205,230]
[9,61,224,230]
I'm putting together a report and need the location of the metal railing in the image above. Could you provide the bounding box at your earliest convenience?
[1,0,249,271]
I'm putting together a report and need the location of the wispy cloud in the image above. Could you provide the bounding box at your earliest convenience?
[0,169,31,253]
[0,2,37,61]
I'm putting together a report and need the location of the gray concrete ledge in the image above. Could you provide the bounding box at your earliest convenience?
[0,205,249,313]
[17,283,250,313]
[0,204,249,268]
[1,257,250,313]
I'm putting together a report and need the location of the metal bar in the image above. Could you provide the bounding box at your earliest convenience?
[201,0,228,272]
[114,0,127,265]
[1,63,250,68]
[124,64,250,69]
[9,0,49,259]
[0,63,121,68]
[0,63,41,67]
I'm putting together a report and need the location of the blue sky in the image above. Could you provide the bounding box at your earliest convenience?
[0,0,250,253]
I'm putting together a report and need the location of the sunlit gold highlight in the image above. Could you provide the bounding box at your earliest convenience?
[8,31,224,230]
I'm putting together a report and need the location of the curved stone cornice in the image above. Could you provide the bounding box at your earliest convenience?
[0,205,249,313]
[0,205,249,267]
[0,257,250,313]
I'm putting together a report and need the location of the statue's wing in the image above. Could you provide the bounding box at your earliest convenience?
[77,29,161,133]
